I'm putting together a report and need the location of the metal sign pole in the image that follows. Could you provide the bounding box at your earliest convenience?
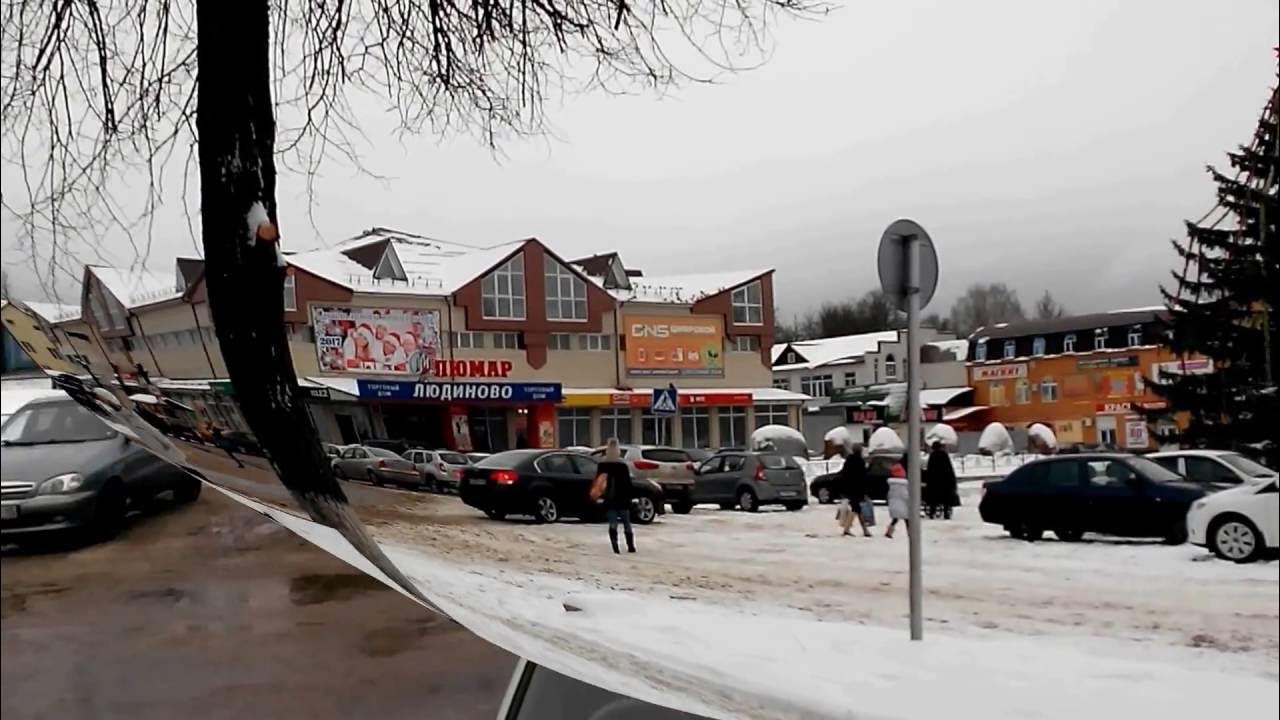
[904,234,924,642]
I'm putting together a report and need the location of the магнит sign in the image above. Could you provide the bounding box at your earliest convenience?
[971,364,1027,382]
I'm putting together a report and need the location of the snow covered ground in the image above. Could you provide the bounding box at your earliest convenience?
[217,483,1279,719]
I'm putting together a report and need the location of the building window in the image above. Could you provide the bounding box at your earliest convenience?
[754,404,788,428]
[600,408,632,444]
[680,407,710,448]
[544,258,587,321]
[1063,334,1076,353]
[884,354,897,380]
[1094,328,1108,350]
[641,412,672,445]
[785,351,796,364]
[557,409,591,447]
[974,341,987,362]
[579,334,612,352]
[283,274,297,311]
[1127,325,1142,347]
[772,377,790,390]
[731,281,763,325]
[1032,336,1046,356]
[481,255,526,320]
[844,374,860,387]
[453,331,485,349]
[1003,340,1016,359]
[1041,377,1059,403]
[493,332,522,350]
[1015,380,1031,405]
[800,374,834,398]
[548,333,574,351]
[989,382,1007,407]
[718,407,748,447]
[733,336,760,352]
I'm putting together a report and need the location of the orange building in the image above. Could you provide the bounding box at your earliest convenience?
[957,308,1207,450]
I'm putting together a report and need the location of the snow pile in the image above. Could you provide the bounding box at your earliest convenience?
[925,423,958,450]
[1027,423,1058,453]
[868,426,905,458]
[751,424,808,458]
[978,422,1014,456]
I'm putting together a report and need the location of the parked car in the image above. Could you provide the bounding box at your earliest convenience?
[591,445,697,514]
[809,459,891,505]
[331,445,420,487]
[497,657,709,719]
[460,449,662,524]
[979,453,1206,543]
[1,394,201,541]
[364,438,421,456]
[1186,477,1279,563]
[322,442,346,458]
[402,448,471,492]
[692,451,808,512]
[466,452,491,464]
[1150,450,1277,489]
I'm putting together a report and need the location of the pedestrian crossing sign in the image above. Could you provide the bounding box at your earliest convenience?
[651,386,678,416]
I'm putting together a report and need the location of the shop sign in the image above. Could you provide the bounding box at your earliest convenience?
[306,387,331,401]
[1151,358,1214,379]
[971,364,1027,382]
[428,359,513,379]
[357,379,562,403]
[683,392,752,406]
[314,306,443,376]
[1124,418,1149,449]
[1077,355,1138,370]
[846,407,883,424]
[624,314,725,377]
[1097,400,1167,414]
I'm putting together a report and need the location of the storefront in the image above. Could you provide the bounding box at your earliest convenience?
[557,389,802,449]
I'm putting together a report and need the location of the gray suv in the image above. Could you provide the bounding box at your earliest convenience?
[692,452,807,512]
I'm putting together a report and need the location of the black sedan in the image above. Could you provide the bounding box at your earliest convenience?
[978,453,1206,544]
[459,449,662,525]
[809,459,891,504]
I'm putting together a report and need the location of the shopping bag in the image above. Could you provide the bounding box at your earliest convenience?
[589,473,607,502]
[836,500,853,531]
[858,498,877,527]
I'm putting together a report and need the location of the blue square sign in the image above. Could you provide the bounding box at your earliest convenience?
[651,386,678,416]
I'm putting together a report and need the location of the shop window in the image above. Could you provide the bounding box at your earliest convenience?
[1041,377,1059,403]
[884,354,897,380]
[974,340,987,361]
[493,332,522,350]
[600,408,633,444]
[1094,328,1108,350]
[680,407,710,448]
[1032,336,1046,356]
[718,407,747,447]
[1015,380,1031,405]
[579,334,612,351]
[544,258,587,321]
[469,408,509,453]
[283,274,297,311]
[557,409,591,447]
[481,255,526,320]
[1063,333,1077,353]
[452,331,485,349]
[641,413,672,445]
[754,404,788,428]
[731,281,763,325]
[733,336,760,352]
[1127,325,1143,347]
[1003,340,1016,359]
[548,333,574,351]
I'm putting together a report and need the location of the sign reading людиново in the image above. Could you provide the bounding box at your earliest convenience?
[624,314,725,377]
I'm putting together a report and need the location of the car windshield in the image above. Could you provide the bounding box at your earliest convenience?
[367,447,399,458]
[1218,453,1275,478]
[0,401,116,445]
[1126,456,1185,483]
[439,452,469,465]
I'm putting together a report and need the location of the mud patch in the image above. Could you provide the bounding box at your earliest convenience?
[357,616,449,658]
[1,583,71,618]
[124,587,189,604]
[288,572,384,606]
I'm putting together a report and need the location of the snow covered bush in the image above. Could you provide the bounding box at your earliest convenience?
[867,426,905,459]
[1026,423,1058,454]
[978,422,1014,456]
[925,423,958,450]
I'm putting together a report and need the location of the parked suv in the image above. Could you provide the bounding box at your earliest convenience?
[594,445,697,514]
[402,448,471,492]
[692,451,808,512]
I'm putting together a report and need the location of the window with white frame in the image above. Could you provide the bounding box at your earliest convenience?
[544,258,587,321]
[600,408,633,444]
[884,353,897,380]
[557,409,591,447]
[1094,328,1108,350]
[718,407,747,447]
[283,274,297,311]
[493,332,522,350]
[452,331,485,349]
[1041,377,1059,403]
[1003,340,1016,359]
[800,374,834,397]
[1032,336,1046,356]
[1063,333,1076,353]
[844,374,860,387]
[680,407,710,448]
[754,404,788,428]
[731,281,763,325]
[548,333,574,351]
[481,255,526,319]
[579,334,613,352]
[733,335,760,352]
[975,340,987,361]
[1015,380,1031,405]
[772,377,791,389]
[1127,325,1142,347]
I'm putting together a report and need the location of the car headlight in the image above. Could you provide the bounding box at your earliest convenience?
[37,473,85,495]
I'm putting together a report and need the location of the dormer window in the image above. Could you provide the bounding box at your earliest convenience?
[373,244,407,281]
[1003,340,1016,359]
[1094,327,1108,350]
[731,281,764,325]
[481,255,526,320]
[1127,325,1142,347]
[975,340,987,361]
[544,258,587,321]
[1032,336,1046,356]
[1063,333,1077,353]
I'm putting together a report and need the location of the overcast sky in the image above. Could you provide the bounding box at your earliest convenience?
[3,0,1278,322]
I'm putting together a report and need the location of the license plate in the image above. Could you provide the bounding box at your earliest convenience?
[469,477,487,485]
[1,505,17,520]
[780,491,796,497]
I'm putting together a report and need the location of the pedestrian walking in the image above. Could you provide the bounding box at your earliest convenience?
[884,460,910,538]
[211,424,245,469]
[597,438,636,554]
[923,440,959,520]
[837,446,873,537]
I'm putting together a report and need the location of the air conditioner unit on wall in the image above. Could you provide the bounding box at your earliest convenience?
[1082,417,1093,428]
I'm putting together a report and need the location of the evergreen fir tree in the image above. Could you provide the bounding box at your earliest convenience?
[1156,78,1278,464]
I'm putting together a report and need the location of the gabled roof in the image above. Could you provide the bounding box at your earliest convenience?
[175,257,205,291]
[773,330,901,371]
[613,269,770,305]
[19,300,81,323]
[571,252,621,278]
[87,266,183,309]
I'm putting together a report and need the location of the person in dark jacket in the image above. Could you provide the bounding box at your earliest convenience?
[598,438,636,554]
[838,446,873,537]
[923,441,959,519]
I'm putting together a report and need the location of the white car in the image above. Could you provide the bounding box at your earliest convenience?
[401,448,471,493]
[1150,450,1278,489]
[1186,478,1279,563]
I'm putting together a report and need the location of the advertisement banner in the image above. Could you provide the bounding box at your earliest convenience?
[1124,418,1150,449]
[313,307,442,375]
[357,379,562,403]
[624,314,724,377]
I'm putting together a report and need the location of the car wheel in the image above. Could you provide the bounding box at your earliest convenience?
[1208,515,1263,563]
[533,493,559,524]
[632,496,658,525]
[367,470,382,487]
[334,465,347,480]
[1054,528,1083,542]
[1020,524,1043,542]
[671,501,694,515]
[738,489,759,513]
[784,501,806,511]
[817,487,832,504]
[173,475,202,504]
[91,482,128,541]
[484,508,507,521]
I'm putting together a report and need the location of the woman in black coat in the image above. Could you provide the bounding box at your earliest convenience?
[923,441,959,519]
[838,449,873,537]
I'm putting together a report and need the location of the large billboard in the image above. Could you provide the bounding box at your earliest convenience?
[313,306,442,375]
[623,314,724,377]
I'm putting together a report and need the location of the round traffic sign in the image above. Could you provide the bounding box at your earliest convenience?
[876,218,939,311]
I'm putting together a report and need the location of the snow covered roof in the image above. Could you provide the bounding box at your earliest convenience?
[773,330,900,371]
[17,300,81,323]
[89,266,183,308]
[973,307,1168,341]
[613,269,769,305]
[286,237,527,296]
[919,386,972,406]
[927,339,968,361]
